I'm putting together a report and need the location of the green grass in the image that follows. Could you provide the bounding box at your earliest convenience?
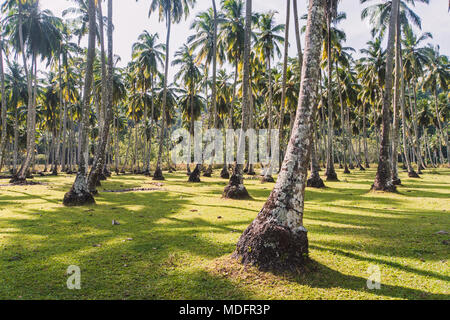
[0,167,449,300]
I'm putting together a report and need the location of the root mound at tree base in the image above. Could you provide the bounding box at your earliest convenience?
[325,172,339,182]
[188,166,201,183]
[371,183,397,193]
[220,167,230,179]
[223,174,250,199]
[63,190,95,206]
[234,219,309,272]
[152,167,165,181]
[203,166,213,177]
[261,175,275,183]
[392,178,402,186]
[63,174,95,206]
[408,171,421,178]
[307,176,325,188]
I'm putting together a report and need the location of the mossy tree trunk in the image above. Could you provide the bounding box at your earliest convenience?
[234,0,325,271]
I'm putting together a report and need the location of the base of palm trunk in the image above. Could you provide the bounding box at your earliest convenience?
[371,180,397,192]
[144,170,151,176]
[344,167,351,174]
[365,163,370,169]
[408,170,420,178]
[188,165,201,183]
[261,175,275,183]
[153,167,165,181]
[220,166,230,179]
[247,169,256,176]
[326,171,339,181]
[359,164,365,171]
[392,178,402,186]
[63,174,95,206]
[307,174,325,188]
[349,164,355,170]
[203,166,213,177]
[9,176,30,185]
[234,219,309,272]
[223,174,250,199]
[418,169,423,175]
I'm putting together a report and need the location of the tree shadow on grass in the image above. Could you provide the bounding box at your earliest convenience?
[289,259,448,300]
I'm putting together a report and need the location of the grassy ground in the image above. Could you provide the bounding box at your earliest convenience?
[0,167,449,300]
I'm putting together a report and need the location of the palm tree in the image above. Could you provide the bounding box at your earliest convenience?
[256,11,284,182]
[63,0,96,206]
[222,0,251,199]
[402,24,431,173]
[172,43,202,181]
[278,0,291,165]
[5,61,28,174]
[371,0,400,192]
[234,0,325,271]
[0,27,7,171]
[5,1,62,183]
[88,0,114,194]
[139,0,197,180]
[361,0,431,181]
[188,3,224,176]
[131,31,165,174]
[220,0,245,133]
[423,45,449,166]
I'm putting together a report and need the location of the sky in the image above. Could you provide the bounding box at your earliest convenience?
[38,0,450,81]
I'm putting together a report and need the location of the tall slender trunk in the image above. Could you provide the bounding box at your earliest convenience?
[325,12,337,181]
[14,2,35,183]
[391,18,401,185]
[278,0,291,170]
[88,0,114,193]
[64,0,97,206]
[0,32,7,172]
[223,0,252,199]
[336,61,349,174]
[372,0,399,192]
[153,12,171,181]
[434,88,448,166]
[235,0,325,271]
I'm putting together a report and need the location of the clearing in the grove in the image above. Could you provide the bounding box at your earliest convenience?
[0,168,448,300]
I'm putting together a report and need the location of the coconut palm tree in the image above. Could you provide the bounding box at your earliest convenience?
[172,43,202,181]
[63,0,96,206]
[422,45,449,166]
[255,11,284,182]
[138,0,197,181]
[371,0,400,192]
[88,0,114,194]
[234,0,325,272]
[5,1,62,183]
[131,31,165,174]
[0,28,7,171]
[222,0,251,199]
[188,3,225,176]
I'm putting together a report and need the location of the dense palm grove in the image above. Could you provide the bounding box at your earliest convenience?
[0,0,448,270]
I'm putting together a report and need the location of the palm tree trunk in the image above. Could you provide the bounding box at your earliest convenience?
[153,12,171,181]
[434,88,448,166]
[363,104,369,168]
[391,18,401,185]
[278,0,291,171]
[262,56,275,182]
[205,0,219,178]
[372,0,399,192]
[223,0,252,199]
[63,0,97,206]
[88,0,114,193]
[234,0,325,271]
[0,32,7,172]
[325,12,337,181]
[12,2,35,183]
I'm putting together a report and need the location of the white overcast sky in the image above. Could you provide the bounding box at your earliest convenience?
[39,0,450,81]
